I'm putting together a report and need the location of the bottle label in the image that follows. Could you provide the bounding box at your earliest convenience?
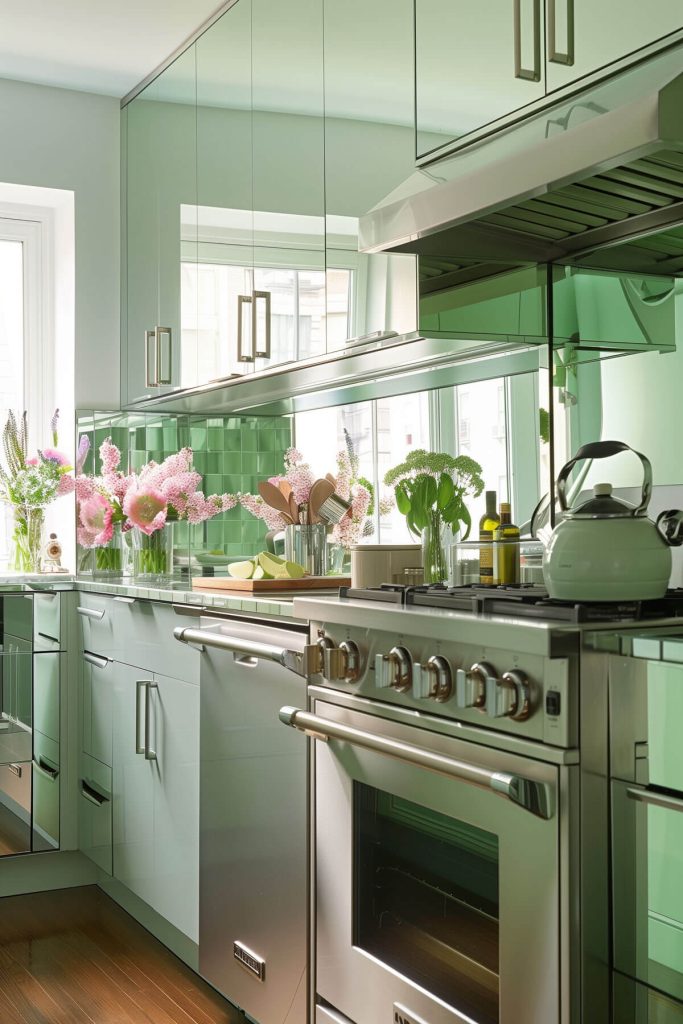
[480,544,494,582]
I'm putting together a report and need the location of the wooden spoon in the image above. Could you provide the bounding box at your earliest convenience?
[258,481,294,524]
[279,480,293,501]
[289,493,299,524]
[309,478,335,524]
[325,473,337,488]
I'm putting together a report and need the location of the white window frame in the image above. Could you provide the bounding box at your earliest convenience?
[0,203,55,449]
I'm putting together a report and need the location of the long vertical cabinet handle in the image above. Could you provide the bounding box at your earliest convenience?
[237,294,255,363]
[155,327,172,385]
[135,680,151,755]
[144,682,158,761]
[548,0,574,65]
[513,0,541,81]
[252,290,271,359]
[145,329,157,387]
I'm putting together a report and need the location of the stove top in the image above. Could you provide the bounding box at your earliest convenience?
[339,583,683,624]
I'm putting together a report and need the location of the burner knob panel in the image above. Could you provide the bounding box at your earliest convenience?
[455,661,492,710]
[375,646,412,692]
[413,656,453,702]
[485,669,531,721]
[323,641,361,684]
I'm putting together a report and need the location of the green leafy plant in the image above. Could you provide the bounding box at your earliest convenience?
[384,450,484,541]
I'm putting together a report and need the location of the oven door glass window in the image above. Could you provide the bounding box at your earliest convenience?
[354,782,499,1024]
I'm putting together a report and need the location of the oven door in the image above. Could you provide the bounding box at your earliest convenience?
[306,696,561,1024]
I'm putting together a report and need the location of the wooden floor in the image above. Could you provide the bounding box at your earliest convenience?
[0,886,243,1023]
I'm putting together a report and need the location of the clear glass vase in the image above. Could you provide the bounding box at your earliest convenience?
[421,511,449,584]
[94,524,133,577]
[11,506,45,574]
[133,526,173,582]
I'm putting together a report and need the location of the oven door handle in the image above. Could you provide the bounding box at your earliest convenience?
[279,706,554,820]
[174,626,315,678]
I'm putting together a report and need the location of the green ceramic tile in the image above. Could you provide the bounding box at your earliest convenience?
[146,427,163,449]
[223,452,242,474]
[208,427,224,451]
[241,453,258,474]
[205,521,224,547]
[205,453,222,474]
[257,430,277,452]
[193,452,207,473]
[190,426,207,450]
[162,424,178,448]
[257,452,281,476]
[225,429,241,448]
[205,474,222,495]
[223,475,242,493]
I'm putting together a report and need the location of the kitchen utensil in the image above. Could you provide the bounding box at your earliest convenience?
[279,480,293,501]
[289,494,299,524]
[258,481,294,524]
[543,440,674,600]
[318,491,352,525]
[309,478,335,524]
[325,473,337,487]
[285,523,327,575]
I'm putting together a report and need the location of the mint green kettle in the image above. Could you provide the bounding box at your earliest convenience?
[543,441,673,601]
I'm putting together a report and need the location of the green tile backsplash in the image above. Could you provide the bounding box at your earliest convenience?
[76,410,292,571]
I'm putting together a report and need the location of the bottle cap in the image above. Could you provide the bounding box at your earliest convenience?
[500,502,511,513]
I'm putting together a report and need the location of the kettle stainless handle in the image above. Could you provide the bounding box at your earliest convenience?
[557,440,652,517]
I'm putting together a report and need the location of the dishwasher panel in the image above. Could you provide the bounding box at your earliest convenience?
[197,618,309,1024]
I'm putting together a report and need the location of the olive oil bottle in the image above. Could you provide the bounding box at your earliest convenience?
[478,490,500,585]
[492,502,520,585]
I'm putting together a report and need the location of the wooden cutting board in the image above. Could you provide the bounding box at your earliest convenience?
[192,575,351,593]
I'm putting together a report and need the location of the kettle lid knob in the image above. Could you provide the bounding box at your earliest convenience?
[593,483,613,497]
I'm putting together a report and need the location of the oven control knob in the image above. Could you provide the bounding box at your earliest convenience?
[455,661,492,710]
[374,646,412,692]
[485,669,531,721]
[323,641,361,684]
[413,656,453,702]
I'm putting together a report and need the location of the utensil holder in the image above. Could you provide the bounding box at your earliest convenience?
[285,524,327,576]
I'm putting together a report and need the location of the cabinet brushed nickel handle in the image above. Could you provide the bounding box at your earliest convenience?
[136,679,150,755]
[83,651,109,670]
[514,0,541,82]
[77,606,105,621]
[279,706,554,819]
[548,0,574,65]
[8,763,22,778]
[80,779,109,806]
[252,290,271,359]
[155,327,172,385]
[113,596,136,604]
[627,786,683,814]
[145,329,157,387]
[33,759,59,782]
[144,681,158,761]
[237,294,255,363]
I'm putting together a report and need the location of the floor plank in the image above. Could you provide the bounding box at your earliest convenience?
[0,887,243,1024]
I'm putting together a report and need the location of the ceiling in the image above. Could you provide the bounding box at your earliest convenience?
[0,0,225,98]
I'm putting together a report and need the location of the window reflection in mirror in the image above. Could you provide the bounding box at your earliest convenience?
[294,368,546,544]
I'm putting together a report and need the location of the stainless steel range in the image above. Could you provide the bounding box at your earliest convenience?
[281,584,683,1024]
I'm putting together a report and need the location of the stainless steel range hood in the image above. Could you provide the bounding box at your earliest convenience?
[360,46,683,278]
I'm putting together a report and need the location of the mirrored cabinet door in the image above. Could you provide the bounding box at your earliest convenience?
[126,45,198,402]
[252,0,326,368]
[193,0,255,384]
[323,0,418,351]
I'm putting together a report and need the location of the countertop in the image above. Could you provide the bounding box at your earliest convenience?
[0,573,343,621]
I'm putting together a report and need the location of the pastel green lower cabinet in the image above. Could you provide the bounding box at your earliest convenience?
[32,730,60,851]
[79,754,112,874]
[112,662,199,942]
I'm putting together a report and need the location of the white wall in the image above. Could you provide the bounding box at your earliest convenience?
[0,78,120,409]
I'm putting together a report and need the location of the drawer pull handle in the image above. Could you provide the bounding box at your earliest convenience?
[113,596,136,604]
[8,763,22,778]
[33,759,59,782]
[77,607,106,621]
[80,780,109,807]
[83,651,109,670]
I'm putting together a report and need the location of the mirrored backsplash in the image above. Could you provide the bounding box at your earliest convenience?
[76,410,292,576]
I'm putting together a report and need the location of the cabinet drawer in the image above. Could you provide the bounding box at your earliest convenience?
[3,595,33,642]
[76,595,119,658]
[82,654,113,767]
[34,653,60,745]
[79,754,112,874]
[34,592,61,649]
[0,760,31,815]
[115,601,199,683]
[32,735,59,851]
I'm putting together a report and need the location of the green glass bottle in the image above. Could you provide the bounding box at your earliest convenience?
[492,502,520,585]
[478,490,500,585]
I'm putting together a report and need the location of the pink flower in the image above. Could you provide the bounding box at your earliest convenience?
[123,486,167,535]
[57,475,75,496]
[26,456,38,467]
[79,493,114,546]
[75,476,96,502]
[239,493,287,531]
[77,525,99,549]
[99,438,121,476]
[75,435,90,475]
[41,448,70,467]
